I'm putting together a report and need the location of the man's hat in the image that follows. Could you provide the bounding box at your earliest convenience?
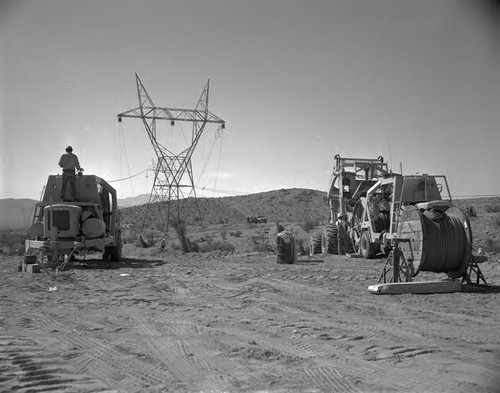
[337,213,344,218]
[66,145,73,152]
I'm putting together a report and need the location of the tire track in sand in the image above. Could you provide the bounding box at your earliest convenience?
[131,312,237,392]
[304,366,360,393]
[35,313,173,391]
[0,333,109,393]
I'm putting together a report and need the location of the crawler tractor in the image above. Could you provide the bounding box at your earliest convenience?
[24,174,122,269]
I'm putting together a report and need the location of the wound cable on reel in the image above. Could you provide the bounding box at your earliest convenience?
[397,204,472,279]
[420,210,466,273]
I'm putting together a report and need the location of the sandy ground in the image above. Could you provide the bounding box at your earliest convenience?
[1,246,500,393]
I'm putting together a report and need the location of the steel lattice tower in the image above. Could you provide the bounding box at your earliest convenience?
[117,74,226,236]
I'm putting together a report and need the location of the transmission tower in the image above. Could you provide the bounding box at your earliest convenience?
[117,74,226,236]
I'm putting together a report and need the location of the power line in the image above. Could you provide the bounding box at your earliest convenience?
[108,167,151,183]
[195,186,248,196]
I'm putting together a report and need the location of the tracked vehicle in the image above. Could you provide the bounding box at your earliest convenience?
[25,174,122,267]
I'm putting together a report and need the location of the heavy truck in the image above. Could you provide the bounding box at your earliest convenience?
[310,155,390,256]
[24,174,122,269]
[312,155,453,259]
[313,154,487,288]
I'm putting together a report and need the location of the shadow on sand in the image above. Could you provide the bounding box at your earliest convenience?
[293,259,324,265]
[462,284,500,294]
[72,257,167,270]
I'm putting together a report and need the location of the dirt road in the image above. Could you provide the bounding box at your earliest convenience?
[1,247,499,392]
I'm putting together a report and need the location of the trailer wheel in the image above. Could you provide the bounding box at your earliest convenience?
[309,232,322,256]
[360,231,376,259]
[321,224,339,255]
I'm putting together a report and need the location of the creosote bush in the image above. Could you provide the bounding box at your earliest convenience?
[0,230,26,249]
[485,204,500,213]
[483,237,500,253]
[171,218,190,253]
[300,217,319,233]
[196,240,235,253]
[121,229,137,244]
[465,205,477,218]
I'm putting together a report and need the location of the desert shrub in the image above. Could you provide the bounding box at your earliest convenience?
[252,242,272,253]
[153,221,167,232]
[220,242,236,252]
[483,238,500,253]
[136,236,149,248]
[465,205,477,218]
[196,242,211,253]
[196,240,235,253]
[0,230,26,254]
[293,238,308,256]
[121,230,137,244]
[171,218,190,252]
[485,204,500,213]
[139,229,163,248]
[147,232,156,247]
[250,235,273,253]
[250,235,262,243]
[171,241,181,251]
[299,217,319,233]
[496,216,500,228]
[229,230,243,237]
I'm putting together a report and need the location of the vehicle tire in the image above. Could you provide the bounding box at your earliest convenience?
[108,233,122,262]
[321,223,339,255]
[309,232,322,255]
[360,230,376,259]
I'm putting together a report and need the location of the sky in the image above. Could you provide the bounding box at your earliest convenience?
[1,0,499,201]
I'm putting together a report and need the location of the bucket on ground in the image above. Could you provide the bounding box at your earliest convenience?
[276,230,296,264]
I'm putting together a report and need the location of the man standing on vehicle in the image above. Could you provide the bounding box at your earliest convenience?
[59,145,83,201]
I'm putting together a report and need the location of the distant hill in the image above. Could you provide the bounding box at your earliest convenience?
[0,189,329,231]
[0,199,38,230]
[118,194,150,208]
[120,188,329,228]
